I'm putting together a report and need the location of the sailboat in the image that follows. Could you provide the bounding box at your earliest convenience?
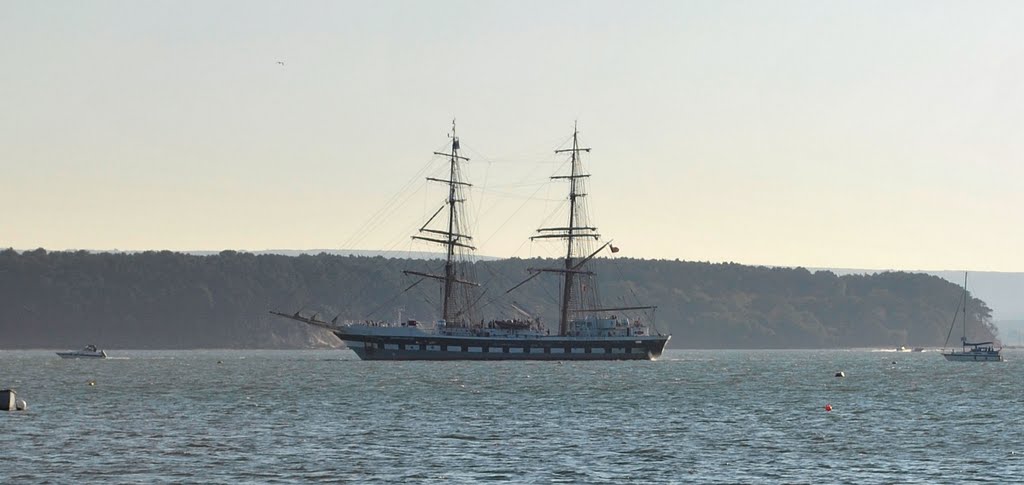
[942,272,1002,362]
[271,124,671,360]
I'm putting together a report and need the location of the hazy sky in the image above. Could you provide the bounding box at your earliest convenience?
[3,1,1024,271]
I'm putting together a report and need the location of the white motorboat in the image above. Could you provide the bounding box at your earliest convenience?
[56,345,107,359]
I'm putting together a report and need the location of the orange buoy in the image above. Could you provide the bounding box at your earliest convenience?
[824,403,833,412]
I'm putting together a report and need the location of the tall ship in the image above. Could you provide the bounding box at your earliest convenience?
[272,124,671,360]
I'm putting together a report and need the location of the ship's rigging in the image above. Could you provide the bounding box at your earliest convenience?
[510,125,656,336]
[402,122,481,326]
[333,123,656,333]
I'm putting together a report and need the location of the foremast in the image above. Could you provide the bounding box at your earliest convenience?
[402,122,479,326]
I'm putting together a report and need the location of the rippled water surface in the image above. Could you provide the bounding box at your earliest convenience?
[2,349,1023,483]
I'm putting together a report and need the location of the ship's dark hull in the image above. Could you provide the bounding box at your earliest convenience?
[334,331,671,361]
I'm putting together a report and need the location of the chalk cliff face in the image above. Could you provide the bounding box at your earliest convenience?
[0,249,997,349]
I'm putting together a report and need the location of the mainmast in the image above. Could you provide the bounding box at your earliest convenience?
[531,124,599,335]
[403,121,478,325]
[505,124,657,335]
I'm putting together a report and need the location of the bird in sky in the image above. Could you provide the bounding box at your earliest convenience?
[276,60,285,66]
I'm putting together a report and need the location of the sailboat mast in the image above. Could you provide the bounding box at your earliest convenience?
[558,129,582,336]
[441,135,459,322]
[962,272,968,349]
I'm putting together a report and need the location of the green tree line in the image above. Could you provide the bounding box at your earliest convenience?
[0,249,998,349]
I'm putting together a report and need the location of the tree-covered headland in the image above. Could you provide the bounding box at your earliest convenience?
[0,249,998,349]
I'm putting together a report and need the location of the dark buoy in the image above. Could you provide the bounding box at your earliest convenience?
[835,371,845,378]
[0,389,15,411]
[824,403,833,412]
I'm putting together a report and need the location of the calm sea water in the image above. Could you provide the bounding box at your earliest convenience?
[1,349,1023,483]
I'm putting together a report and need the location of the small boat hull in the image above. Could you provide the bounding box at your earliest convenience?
[942,351,1002,362]
[56,353,106,359]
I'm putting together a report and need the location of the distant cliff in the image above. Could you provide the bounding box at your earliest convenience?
[0,249,999,349]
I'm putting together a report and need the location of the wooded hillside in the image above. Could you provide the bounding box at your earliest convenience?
[0,249,998,349]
